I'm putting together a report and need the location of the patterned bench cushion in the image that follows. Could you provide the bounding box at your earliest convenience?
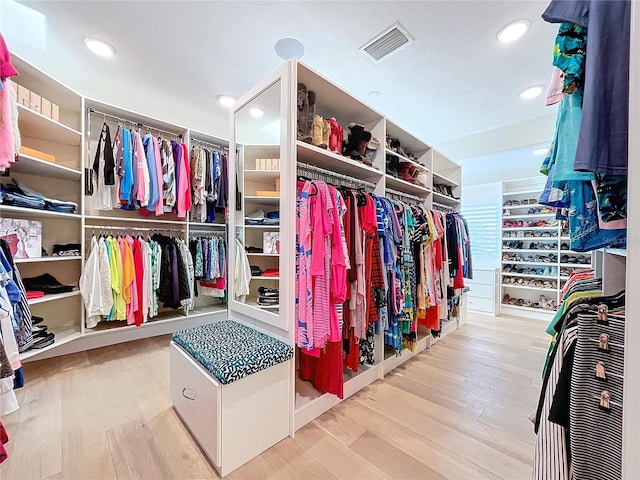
[172,321,293,385]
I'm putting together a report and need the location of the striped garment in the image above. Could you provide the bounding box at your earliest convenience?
[570,312,625,480]
[532,325,577,480]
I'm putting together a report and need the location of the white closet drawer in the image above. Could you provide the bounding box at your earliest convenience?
[170,343,221,467]
[465,283,495,299]
[466,295,495,314]
[468,269,495,285]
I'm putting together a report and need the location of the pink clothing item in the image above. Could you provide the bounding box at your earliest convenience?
[176,143,191,217]
[135,133,149,207]
[296,181,314,350]
[0,80,14,171]
[546,67,564,106]
[182,144,192,212]
[153,137,164,216]
[0,34,18,81]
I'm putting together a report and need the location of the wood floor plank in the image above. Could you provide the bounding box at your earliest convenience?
[350,430,448,480]
[336,401,501,480]
[1,313,547,480]
[295,422,392,480]
[60,365,118,479]
[106,418,174,480]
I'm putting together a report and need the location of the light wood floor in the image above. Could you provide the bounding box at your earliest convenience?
[1,313,549,480]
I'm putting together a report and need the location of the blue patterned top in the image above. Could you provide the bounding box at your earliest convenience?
[172,321,293,385]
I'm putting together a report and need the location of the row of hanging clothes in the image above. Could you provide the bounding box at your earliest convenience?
[295,174,472,399]
[532,266,626,480]
[189,144,229,224]
[88,116,193,218]
[80,229,196,329]
[188,233,227,299]
[537,1,629,252]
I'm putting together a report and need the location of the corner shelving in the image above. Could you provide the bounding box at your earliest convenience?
[10,153,82,180]
[16,104,82,146]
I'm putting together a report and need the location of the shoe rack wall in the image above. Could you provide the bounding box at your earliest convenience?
[500,177,593,320]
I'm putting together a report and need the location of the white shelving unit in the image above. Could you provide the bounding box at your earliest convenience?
[500,178,593,319]
[227,59,467,439]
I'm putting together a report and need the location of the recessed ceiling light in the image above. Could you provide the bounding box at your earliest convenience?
[274,38,305,60]
[497,19,530,43]
[217,95,236,108]
[368,91,381,97]
[520,85,544,100]
[533,147,549,155]
[84,37,115,57]
[249,107,264,118]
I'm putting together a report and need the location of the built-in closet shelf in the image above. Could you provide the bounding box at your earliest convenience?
[186,305,228,318]
[15,256,81,264]
[11,154,82,181]
[431,191,460,205]
[0,205,80,220]
[245,298,279,310]
[503,203,545,210]
[83,215,187,225]
[384,175,431,196]
[559,236,571,240]
[296,141,383,181]
[502,226,558,231]
[502,260,556,266]
[502,272,559,280]
[188,222,226,228]
[17,104,82,146]
[244,170,280,181]
[500,303,555,315]
[602,248,627,257]
[559,263,592,268]
[503,189,543,197]
[384,148,430,173]
[85,314,187,337]
[503,249,556,254]
[502,214,556,220]
[502,238,559,242]
[243,196,280,205]
[27,290,80,305]
[246,253,279,257]
[251,276,279,280]
[432,171,459,187]
[501,284,557,293]
[243,225,280,230]
[19,327,82,361]
[559,250,591,255]
[431,319,458,345]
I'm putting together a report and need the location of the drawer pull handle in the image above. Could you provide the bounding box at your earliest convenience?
[182,388,196,400]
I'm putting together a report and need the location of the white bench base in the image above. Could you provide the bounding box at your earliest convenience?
[170,341,290,476]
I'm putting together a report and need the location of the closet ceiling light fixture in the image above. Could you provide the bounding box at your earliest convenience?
[533,147,549,155]
[249,107,264,118]
[217,95,236,108]
[84,37,115,57]
[520,85,544,100]
[497,19,530,43]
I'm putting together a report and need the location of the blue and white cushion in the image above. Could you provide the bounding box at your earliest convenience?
[172,321,293,385]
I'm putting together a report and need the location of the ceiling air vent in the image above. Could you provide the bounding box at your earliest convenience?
[360,22,415,63]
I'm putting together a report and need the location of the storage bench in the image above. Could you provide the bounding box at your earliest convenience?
[170,321,293,476]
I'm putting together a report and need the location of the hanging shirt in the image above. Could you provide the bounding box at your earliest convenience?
[162,139,176,211]
[119,129,134,205]
[143,133,159,211]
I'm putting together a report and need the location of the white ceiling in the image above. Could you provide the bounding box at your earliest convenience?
[1,0,559,161]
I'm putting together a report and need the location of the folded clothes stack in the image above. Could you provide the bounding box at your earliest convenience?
[262,268,279,277]
[245,245,263,253]
[52,243,81,257]
[257,286,279,306]
[0,179,77,213]
[244,209,280,226]
[251,265,263,276]
[22,273,75,295]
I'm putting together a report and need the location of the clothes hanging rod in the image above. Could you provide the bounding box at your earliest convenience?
[190,138,229,151]
[88,108,183,139]
[385,188,423,202]
[297,162,377,189]
[84,225,185,233]
[189,231,226,236]
[432,202,456,213]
